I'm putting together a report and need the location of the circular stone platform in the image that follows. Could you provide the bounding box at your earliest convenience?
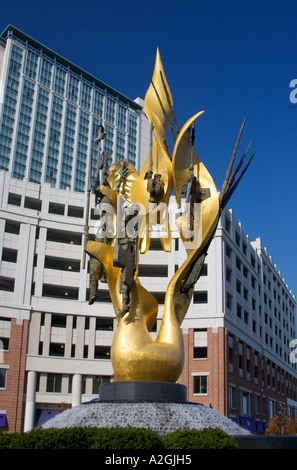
[99,381,187,403]
[42,401,250,436]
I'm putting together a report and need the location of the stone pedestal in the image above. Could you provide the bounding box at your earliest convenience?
[100,381,187,403]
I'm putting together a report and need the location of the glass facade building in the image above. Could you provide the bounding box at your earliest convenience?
[0,25,145,193]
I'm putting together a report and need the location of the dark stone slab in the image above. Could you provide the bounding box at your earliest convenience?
[235,435,297,449]
[100,381,187,403]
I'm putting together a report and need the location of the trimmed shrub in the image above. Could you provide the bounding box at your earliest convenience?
[0,427,238,449]
[0,427,162,449]
[162,428,238,449]
[90,427,163,449]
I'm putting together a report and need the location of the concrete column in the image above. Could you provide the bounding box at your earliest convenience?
[24,370,37,432]
[72,373,82,407]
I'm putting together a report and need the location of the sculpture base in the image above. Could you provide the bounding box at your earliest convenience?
[100,381,187,403]
[42,401,251,436]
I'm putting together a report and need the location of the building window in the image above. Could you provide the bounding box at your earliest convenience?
[226,292,233,310]
[95,318,113,331]
[138,264,168,277]
[44,256,80,273]
[268,399,276,419]
[193,329,207,359]
[42,284,79,300]
[105,97,115,124]
[24,196,42,211]
[7,192,21,206]
[5,220,20,235]
[244,310,249,325]
[193,291,208,304]
[255,395,260,414]
[49,343,65,357]
[239,342,244,372]
[0,338,9,351]
[226,244,232,259]
[46,373,62,393]
[150,239,164,251]
[48,202,65,215]
[0,369,7,389]
[92,375,111,395]
[0,277,15,292]
[51,314,67,328]
[225,216,231,234]
[229,386,235,409]
[2,248,17,263]
[94,346,111,359]
[240,390,251,415]
[226,266,232,283]
[46,228,82,245]
[193,375,207,395]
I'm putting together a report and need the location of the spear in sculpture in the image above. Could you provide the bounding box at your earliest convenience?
[82,117,107,269]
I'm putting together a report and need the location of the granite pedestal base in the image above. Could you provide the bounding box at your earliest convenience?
[100,381,187,403]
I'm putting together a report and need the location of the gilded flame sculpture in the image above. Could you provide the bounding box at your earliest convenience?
[84,48,254,383]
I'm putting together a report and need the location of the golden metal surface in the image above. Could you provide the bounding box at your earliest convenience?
[143,47,174,150]
[86,49,221,383]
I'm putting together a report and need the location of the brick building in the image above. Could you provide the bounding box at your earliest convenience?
[177,208,297,432]
[0,318,29,432]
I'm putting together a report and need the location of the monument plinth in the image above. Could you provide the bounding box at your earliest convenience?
[99,381,187,403]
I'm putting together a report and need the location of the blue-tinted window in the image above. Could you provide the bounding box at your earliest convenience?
[29,88,50,183]
[117,104,126,131]
[104,124,114,166]
[24,49,38,80]
[93,89,104,117]
[67,74,79,103]
[74,110,89,192]
[127,113,137,165]
[105,97,115,124]
[116,130,125,160]
[53,66,66,96]
[60,103,77,189]
[40,57,52,88]
[12,80,35,179]
[91,117,99,188]
[45,95,63,186]
[0,44,23,171]
[80,82,91,111]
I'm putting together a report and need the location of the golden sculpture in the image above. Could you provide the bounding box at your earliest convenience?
[85,48,254,383]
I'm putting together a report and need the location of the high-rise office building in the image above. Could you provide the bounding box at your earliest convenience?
[0,25,296,435]
[0,25,149,189]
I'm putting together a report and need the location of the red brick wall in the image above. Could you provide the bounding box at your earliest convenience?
[227,334,297,422]
[178,327,227,415]
[0,318,29,433]
[179,327,297,423]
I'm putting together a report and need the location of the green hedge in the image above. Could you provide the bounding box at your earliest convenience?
[162,428,238,449]
[0,427,237,449]
[0,427,162,450]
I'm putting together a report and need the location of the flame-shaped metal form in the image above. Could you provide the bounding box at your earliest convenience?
[85,48,253,382]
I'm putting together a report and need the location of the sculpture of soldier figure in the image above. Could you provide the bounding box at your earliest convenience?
[88,189,114,304]
[146,171,164,204]
[113,203,139,318]
[88,119,112,305]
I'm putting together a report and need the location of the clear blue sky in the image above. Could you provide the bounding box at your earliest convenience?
[1,0,297,296]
